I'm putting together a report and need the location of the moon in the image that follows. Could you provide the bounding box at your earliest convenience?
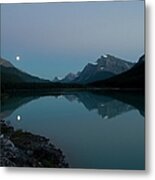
[16,56,20,61]
[17,115,21,121]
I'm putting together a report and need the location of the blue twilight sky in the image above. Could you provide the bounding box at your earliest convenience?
[1,1,144,80]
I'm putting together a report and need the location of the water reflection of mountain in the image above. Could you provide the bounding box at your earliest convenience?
[0,91,144,121]
[93,91,145,117]
[65,92,134,120]
[0,96,39,119]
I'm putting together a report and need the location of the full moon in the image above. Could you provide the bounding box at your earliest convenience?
[17,115,21,121]
[16,56,20,61]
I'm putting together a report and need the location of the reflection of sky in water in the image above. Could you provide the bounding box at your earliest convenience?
[4,94,144,169]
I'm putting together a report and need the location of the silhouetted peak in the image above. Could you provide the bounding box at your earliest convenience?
[138,54,145,63]
[0,57,14,68]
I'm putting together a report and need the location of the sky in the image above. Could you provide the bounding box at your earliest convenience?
[1,1,144,80]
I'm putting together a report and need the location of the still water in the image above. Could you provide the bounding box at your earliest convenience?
[1,91,145,169]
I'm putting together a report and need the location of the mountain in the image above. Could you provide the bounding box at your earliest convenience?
[0,57,50,84]
[61,72,80,83]
[73,62,113,84]
[0,58,14,68]
[54,54,134,84]
[53,72,80,83]
[53,76,61,82]
[74,54,134,84]
[89,54,145,89]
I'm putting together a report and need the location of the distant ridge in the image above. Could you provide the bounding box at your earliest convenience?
[53,54,134,84]
[1,54,144,90]
[0,58,14,68]
[0,57,50,84]
[89,54,145,89]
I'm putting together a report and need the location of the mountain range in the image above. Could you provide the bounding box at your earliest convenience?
[0,57,49,84]
[89,54,145,89]
[53,54,134,84]
[0,53,144,90]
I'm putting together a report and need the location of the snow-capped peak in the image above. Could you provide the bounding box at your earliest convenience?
[91,62,98,65]
[103,54,108,58]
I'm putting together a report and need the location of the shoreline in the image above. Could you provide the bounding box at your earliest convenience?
[0,120,69,168]
[1,88,144,102]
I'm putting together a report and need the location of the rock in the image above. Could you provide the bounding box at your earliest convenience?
[0,120,69,168]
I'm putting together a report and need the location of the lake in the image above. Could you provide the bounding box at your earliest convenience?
[1,91,145,169]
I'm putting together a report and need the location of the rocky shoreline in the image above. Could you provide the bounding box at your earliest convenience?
[0,120,69,168]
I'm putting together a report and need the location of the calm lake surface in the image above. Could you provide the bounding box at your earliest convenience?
[1,91,145,169]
